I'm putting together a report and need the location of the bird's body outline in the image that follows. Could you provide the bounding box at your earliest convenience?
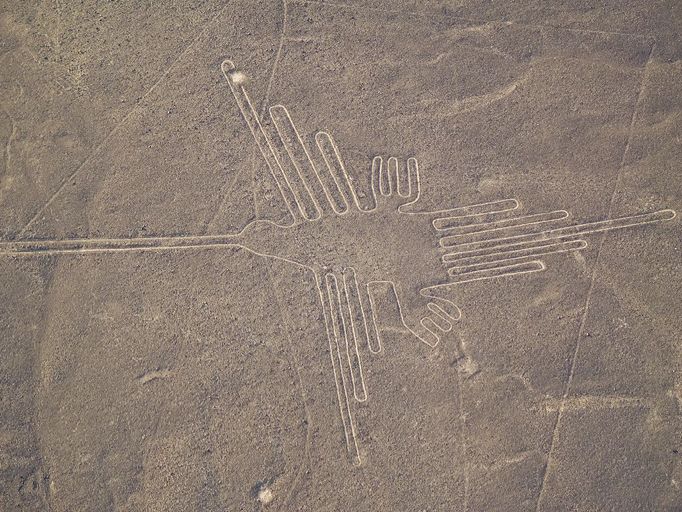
[0,59,676,465]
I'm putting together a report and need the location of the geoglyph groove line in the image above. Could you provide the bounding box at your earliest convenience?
[439,210,570,247]
[267,105,320,220]
[269,104,334,217]
[335,270,368,403]
[342,267,371,400]
[385,157,399,196]
[318,279,356,462]
[447,260,546,282]
[315,131,361,212]
[431,199,520,230]
[268,103,351,216]
[394,158,411,198]
[2,244,243,256]
[222,60,305,221]
[378,156,391,196]
[0,233,244,255]
[432,205,520,231]
[425,304,453,331]
[371,155,422,210]
[446,240,588,271]
[363,282,384,354]
[16,3,234,236]
[535,43,659,512]
[440,209,569,239]
[427,302,455,323]
[1,59,678,471]
[443,236,585,260]
[322,275,361,465]
[445,209,676,251]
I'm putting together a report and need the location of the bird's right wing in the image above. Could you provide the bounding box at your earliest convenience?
[436,207,676,285]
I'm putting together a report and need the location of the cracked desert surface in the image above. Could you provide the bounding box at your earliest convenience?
[1,1,680,511]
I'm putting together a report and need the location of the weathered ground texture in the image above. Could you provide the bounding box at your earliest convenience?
[1,1,681,511]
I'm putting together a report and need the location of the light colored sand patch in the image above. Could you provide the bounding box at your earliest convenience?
[257,485,274,505]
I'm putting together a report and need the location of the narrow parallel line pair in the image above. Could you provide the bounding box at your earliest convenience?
[223,60,365,222]
[432,199,675,282]
[318,267,383,466]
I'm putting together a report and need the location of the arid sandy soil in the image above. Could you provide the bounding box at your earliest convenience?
[1,1,681,511]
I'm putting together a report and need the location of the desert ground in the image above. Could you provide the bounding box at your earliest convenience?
[1,1,681,510]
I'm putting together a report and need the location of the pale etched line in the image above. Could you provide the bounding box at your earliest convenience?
[313,132,350,213]
[343,266,379,358]
[371,155,421,210]
[395,157,411,198]
[3,244,243,256]
[426,302,454,331]
[413,298,461,347]
[386,157,399,196]
[328,274,354,387]
[443,236,582,259]
[431,199,520,230]
[420,317,443,336]
[315,131,363,212]
[267,263,313,507]
[222,61,304,221]
[422,300,460,338]
[363,282,383,354]
[397,283,442,348]
[316,278,354,460]
[268,105,320,220]
[205,1,288,232]
[378,156,391,196]
[0,233,242,255]
[269,104,325,215]
[339,269,368,402]
[17,5,233,236]
[369,155,419,207]
[325,274,362,465]
[384,156,414,199]
[374,279,463,349]
[405,157,419,204]
[440,210,570,248]
[425,298,461,322]
[376,155,388,197]
[406,157,419,202]
[425,304,452,332]
[269,104,344,216]
[415,320,440,348]
[447,209,676,252]
[535,42,657,512]
[445,240,587,271]
[455,353,470,512]
[398,294,462,348]
[447,260,546,283]
[397,157,422,210]
[265,0,288,118]
[440,210,569,241]
[369,156,382,212]
[432,199,521,230]
[368,280,440,348]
